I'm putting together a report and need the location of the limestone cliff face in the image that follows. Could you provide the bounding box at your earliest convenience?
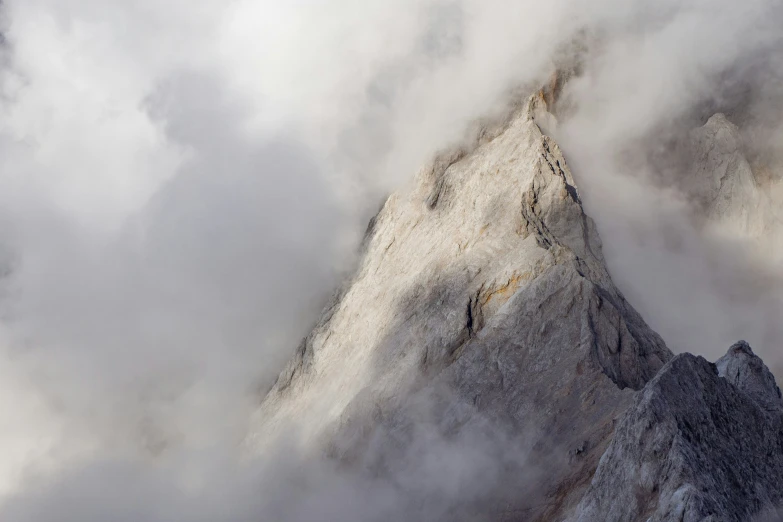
[249,93,671,519]
[687,114,763,235]
[249,90,783,521]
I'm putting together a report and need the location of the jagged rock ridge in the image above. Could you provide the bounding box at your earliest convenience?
[250,87,783,521]
[570,341,783,522]
[249,92,671,520]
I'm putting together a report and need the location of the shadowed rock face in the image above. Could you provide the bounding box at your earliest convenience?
[249,93,671,520]
[570,343,783,522]
[717,341,782,414]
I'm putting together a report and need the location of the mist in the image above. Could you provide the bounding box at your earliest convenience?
[1,0,782,520]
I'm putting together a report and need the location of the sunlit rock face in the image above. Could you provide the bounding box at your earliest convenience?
[249,84,783,521]
[249,93,671,520]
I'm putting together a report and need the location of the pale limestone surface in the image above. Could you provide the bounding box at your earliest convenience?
[248,94,671,520]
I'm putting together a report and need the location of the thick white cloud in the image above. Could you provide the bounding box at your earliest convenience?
[0,0,782,518]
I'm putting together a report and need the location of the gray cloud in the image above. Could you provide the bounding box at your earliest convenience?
[0,0,782,519]
[0,38,346,496]
[554,0,783,363]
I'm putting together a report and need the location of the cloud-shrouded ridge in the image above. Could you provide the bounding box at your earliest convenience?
[1,0,782,519]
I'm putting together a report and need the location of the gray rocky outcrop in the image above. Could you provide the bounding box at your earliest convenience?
[569,342,783,522]
[716,341,783,414]
[249,92,671,520]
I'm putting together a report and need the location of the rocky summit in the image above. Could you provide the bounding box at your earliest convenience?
[249,92,783,521]
[570,342,783,522]
[686,113,783,260]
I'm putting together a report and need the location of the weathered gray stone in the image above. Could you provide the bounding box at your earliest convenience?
[245,86,783,521]
[686,113,783,261]
[717,341,783,414]
[569,344,783,522]
[248,92,671,520]
[687,113,762,234]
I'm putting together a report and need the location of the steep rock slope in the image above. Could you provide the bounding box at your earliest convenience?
[249,93,671,519]
[570,341,783,522]
[687,114,764,235]
[686,113,783,260]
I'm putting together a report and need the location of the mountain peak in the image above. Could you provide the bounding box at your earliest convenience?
[717,340,783,413]
[249,93,672,520]
[247,86,783,520]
